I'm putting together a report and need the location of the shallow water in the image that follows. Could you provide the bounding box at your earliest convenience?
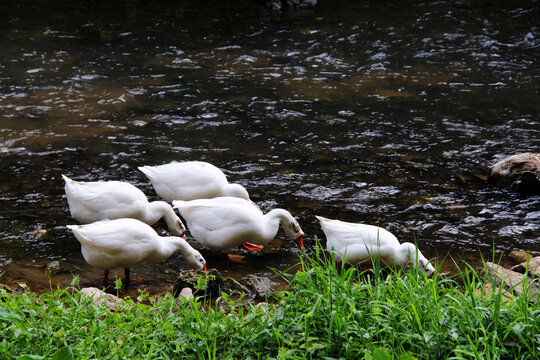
[0,0,539,295]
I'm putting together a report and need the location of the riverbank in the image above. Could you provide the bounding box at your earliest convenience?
[1,248,538,359]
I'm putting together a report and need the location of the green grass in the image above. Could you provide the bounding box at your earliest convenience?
[0,243,538,360]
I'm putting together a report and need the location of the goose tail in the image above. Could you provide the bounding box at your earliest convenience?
[138,166,154,179]
[172,200,187,209]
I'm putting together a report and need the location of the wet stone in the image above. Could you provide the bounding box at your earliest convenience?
[221,277,251,296]
[172,269,223,298]
[509,250,533,264]
[264,0,317,12]
[239,274,272,299]
[488,153,540,194]
[45,261,62,275]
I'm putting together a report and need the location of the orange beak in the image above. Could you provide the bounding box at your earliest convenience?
[202,263,208,272]
[294,233,305,250]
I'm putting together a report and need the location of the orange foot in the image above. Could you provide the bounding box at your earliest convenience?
[227,254,246,262]
[240,242,263,252]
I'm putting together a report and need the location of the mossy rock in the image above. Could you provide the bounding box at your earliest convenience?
[172,269,274,300]
[172,268,223,298]
[239,274,272,299]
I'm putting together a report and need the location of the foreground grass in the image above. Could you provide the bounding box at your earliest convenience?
[1,247,539,359]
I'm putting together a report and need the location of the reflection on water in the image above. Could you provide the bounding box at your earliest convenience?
[0,0,539,295]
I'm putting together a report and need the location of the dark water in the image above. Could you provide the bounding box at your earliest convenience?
[1,0,539,296]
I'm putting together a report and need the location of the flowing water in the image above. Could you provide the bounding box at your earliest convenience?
[0,0,539,296]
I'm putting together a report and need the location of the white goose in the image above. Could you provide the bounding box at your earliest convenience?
[62,175,186,237]
[138,161,250,202]
[316,216,435,277]
[173,197,305,252]
[67,218,207,287]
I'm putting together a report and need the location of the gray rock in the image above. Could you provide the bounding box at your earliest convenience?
[482,262,538,301]
[45,261,62,275]
[221,277,251,296]
[239,274,272,299]
[178,287,194,301]
[80,287,122,310]
[511,257,540,277]
[488,153,540,194]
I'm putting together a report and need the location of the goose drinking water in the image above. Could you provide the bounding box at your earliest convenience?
[173,197,305,252]
[63,175,186,237]
[66,218,207,287]
[316,215,435,277]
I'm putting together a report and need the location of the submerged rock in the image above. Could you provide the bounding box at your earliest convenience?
[45,261,62,275]
[264,0,317,12]
[487,153,540,194]
[509,250,533,264]
[173,269,274,300]
[45,260,73,275]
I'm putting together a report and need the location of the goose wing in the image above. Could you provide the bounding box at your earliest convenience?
[174,198,262,247]
[140,162,229,200]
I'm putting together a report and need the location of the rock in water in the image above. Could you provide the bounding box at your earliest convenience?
[173,269,222,298]
[173,269,274,300]
[221,277,251,296]
[487,153,540,194]
[45,261,62,275]
[239,274,272,299]
[509,250,533,264]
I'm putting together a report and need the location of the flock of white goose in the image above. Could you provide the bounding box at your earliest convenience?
[64,161,435,288]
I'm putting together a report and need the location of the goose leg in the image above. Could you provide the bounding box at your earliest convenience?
[240,242,263,251]
[226,253,245,262]
[124,268,131,289]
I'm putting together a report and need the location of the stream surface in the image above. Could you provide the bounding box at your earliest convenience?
[0,0,539,296]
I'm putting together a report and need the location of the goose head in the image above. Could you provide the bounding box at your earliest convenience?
[284,217,305,250]
[185,249,208,271]
[174,219,187,238]
[402,243,435,277]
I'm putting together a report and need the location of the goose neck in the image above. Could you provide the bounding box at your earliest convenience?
[261,209,291,239]
[147,201,185,236]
